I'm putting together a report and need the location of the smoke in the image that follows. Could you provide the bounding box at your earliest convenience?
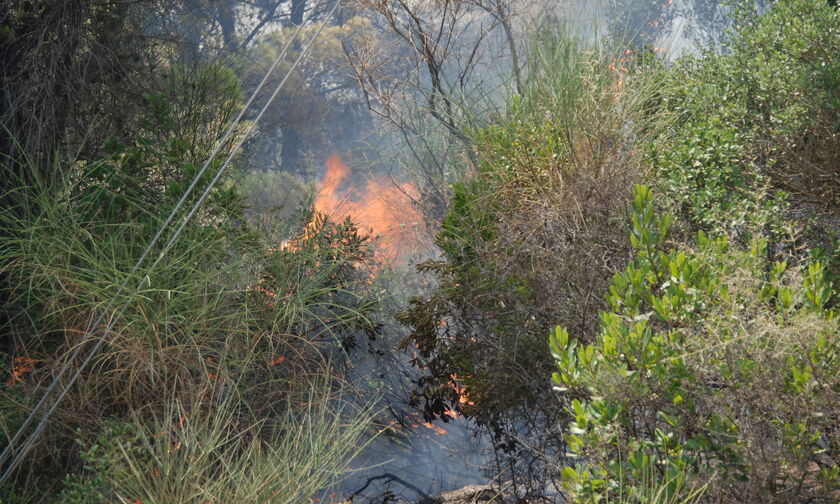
[185,1,733,501]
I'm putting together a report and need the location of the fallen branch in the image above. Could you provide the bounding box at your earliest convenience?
[347,472,436,503]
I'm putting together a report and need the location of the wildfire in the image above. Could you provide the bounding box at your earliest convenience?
[314,154,429,264]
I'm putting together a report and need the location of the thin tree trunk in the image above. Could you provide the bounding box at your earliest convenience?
[291,0,307,25]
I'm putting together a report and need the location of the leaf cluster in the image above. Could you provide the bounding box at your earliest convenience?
[551,185,840,503]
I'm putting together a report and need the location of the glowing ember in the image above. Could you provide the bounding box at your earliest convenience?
[270,355,286,365]
[314,154,429,264]
[422,421,449,435]
[7,356,37,386]
[403,412,450,435]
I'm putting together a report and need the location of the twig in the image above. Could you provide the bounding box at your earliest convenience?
[347,472,437,503]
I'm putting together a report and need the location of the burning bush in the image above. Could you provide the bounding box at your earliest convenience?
[0,95,379,501]
[250,210,380,351]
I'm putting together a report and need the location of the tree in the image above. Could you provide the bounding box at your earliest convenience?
[344,0,539,219]
[240,14,376,175]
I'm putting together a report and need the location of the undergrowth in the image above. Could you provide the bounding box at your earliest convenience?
[552,185,840,502]
[396,26,668,499]
[0,84,379,502]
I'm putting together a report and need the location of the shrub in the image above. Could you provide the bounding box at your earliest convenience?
[551,185,840,503]
[248,211,380,352]
[654,0,840,238]
[396,28,665,497]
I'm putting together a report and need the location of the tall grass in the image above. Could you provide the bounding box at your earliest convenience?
[0,132,380,501]
[79,373,375,504]
[596,469,707,504]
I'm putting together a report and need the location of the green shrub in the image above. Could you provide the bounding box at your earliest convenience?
[248,211,380,350]
[655,0,840,237]
[551,185,840,502]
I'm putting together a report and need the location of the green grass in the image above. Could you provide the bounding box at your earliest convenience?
[57,372,375,504]
[0,125,381,501]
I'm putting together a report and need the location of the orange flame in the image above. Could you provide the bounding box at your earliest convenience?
[422,421,449,435]
[314,154,429,264]
[403,412,450,435]
[451,374,475,407]
[7,356,37,386]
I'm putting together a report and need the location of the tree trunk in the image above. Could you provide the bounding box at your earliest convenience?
[291,0,307,25]
[215,1,238,50]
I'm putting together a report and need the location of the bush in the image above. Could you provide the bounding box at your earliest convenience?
[551,185,840,503]
[654,0,840,238]
[395,28,665,497]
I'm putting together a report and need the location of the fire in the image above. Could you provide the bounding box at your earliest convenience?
[7,356,37,386]
[422,421,449,435]
[314,154,429,264]
[451,374,475,407]
[402,412,449,435]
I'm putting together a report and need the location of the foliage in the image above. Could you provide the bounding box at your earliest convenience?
[654,0,840,238]
[249,211,381,351]
[75,88,245,234]
[0,91,379,499]
[400,28,663,416]
[395,28,666,497]
[56,376,373,504]
[57,421,142,504]
[551,185,840,502]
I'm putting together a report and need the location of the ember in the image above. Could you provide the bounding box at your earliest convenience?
[7,356,37,386]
